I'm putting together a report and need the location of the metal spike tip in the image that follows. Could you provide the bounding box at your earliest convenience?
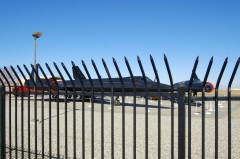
[150,54,153,60]
[82,60,85,65]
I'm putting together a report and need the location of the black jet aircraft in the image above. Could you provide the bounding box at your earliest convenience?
[12,65,214,104]
[56,66,214,102]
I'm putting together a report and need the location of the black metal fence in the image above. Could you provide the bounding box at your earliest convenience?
[0,55,239,159]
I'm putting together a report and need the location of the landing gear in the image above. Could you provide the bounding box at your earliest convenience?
[51,95,57,102]
[114,96,120,106]
[67,95,72,99]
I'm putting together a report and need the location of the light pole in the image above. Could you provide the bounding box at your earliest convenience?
[32,32,42,124]
[32,32,42,83]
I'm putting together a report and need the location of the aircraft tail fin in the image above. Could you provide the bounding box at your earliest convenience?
[193,72,199,80]
[72,66,86,80]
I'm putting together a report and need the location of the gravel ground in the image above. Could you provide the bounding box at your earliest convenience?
[4,95,240,158]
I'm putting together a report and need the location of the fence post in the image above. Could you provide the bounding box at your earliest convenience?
[0,86,5,159]
[178,84,186,159]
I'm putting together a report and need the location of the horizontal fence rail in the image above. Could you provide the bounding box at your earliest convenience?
[0,55,239,159]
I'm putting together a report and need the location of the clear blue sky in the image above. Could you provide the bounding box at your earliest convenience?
[0,1,239,88]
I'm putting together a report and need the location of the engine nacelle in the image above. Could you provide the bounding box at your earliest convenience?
[205,82,214,93]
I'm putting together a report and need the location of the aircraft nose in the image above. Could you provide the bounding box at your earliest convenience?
[205,82,214,93]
